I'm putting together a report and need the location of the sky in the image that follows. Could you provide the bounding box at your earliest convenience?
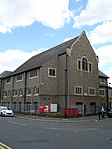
[0,0,112,85]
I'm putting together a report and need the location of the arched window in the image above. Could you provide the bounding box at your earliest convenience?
[82,57,88,71]
[33,86,39,95]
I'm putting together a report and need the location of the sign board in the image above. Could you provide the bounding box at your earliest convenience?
[50,104,57,112]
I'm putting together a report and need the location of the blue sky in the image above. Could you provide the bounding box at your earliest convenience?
[0,0,112,85]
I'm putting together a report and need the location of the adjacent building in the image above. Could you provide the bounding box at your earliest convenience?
[0,31,112,115]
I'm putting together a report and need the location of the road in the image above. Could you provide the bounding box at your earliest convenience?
[0,116,112,149]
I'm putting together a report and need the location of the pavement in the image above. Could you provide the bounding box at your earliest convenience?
[14,113,109,123]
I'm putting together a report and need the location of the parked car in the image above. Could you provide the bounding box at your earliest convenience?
[0,106,14,116]
[107,108,112,118]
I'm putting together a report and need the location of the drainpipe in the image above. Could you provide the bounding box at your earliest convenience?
[64,53,68,118]
[24,72,27,111]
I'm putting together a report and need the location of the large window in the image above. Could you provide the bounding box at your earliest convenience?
[74,86,83,95]
[48,68,56,77]
[77,56,92,72]
[82,57,88,71]
[29,69,38,78]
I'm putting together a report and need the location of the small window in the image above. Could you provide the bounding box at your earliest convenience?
[89,63,92,72]
[33,86,39,95]
[13,90,18,97]
[8,90,11,97]
[3,91,7,97]
[16,74,23,82]
[6,77,11,84]
[99,89,105,96]
[19,89,23,96]
[29,69,38,78]
[88,87,96,96]
[74,86,83,95]
[26,88,31,96]
[77,59,81,70]
[100,78,106,84]
[48,68,56,77]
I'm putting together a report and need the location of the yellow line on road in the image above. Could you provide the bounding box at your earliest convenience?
[0,142,12,149]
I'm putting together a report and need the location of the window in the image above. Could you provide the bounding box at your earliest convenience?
[77,56,92,72]
[13,89,18,97]
[108,90,112,97]
[48,68,56,77]
[8,90,11,97]
[19,89,23,96]
[88,87,96,96]
[77,59,81,70]
[90,102,96,113]
[99,89,105,96]
[26,88,31,96]
[3,91,7,97]
[89,63,92,72]
[6,77,11,84]
[74,86,83,95]
[33,86,39,95]
[16,74,23,82]
[100,78,106,84]
[29,69,38,78]
[82,57,88,71]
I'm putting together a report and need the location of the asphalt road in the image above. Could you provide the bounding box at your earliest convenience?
[0,116,112,149]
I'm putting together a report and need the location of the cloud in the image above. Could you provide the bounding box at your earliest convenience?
[94,45,112,85]
[88,21,112,45]
[0,49,45,73]
[0,0,73,33]
[73,0,112,28]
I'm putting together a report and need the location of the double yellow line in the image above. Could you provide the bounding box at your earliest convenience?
[0,142,12,149]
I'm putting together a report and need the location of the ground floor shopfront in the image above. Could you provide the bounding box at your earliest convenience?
[0,94,107,116]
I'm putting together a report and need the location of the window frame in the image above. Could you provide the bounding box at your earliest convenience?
[48,67,56,78]
[74,86,83,95]
[16,73,23,82]
[88,87,96,96]
[99,89,105,96]
[29,69,38,79]
[6,77,11,84]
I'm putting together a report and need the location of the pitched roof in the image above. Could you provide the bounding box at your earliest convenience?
[99,70,109,78]
[11,36,78,75]
[0,71,12,78]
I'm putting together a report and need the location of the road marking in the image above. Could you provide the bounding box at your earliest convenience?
[44,127,96,131]
[8,121,27,126]
[0,142,12,149]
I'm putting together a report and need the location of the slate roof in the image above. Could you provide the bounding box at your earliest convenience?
[11,36,78,76]
[0,71,12,78]
[99,70,109,78]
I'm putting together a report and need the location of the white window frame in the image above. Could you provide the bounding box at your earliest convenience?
[29,69,38,79]
[16,74,23,82]
[26,88,32,96]
[18,89,23,97]
[88,87,96,96]
[99,89,105,97]
[13,90,18,97]
[77,59,81,70]
[100,78,106,84]
[6,77,11,84]
[48,67,56,78]
[74,86,83,95]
